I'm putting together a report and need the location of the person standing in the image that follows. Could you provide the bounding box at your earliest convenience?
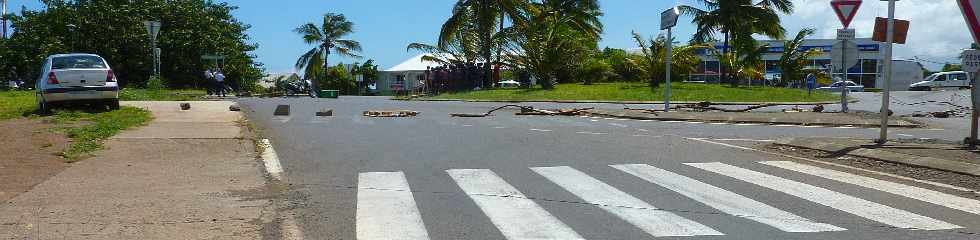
[214,69,226,97]
[204,68,214,95]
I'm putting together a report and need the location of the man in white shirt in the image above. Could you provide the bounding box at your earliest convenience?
[215,69,226,97]
[204,69,214,95]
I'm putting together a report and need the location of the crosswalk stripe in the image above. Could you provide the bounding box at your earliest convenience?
[446,169,584,240]
[532,166,724,237]
[356,172,430,240]
[611,164,846,233]
[761,161,980,216]
[686,162,962,230]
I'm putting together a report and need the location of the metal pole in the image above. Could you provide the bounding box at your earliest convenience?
[1,0,7,39]
[840,37,849,113]
[665,27,673,112]
[972,72,979,147]
[879,0,896,143]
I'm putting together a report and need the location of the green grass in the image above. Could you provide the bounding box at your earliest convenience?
[0,90,153,161]
[53,107,153,161]
[428,82,838,103]
[0,91,37,120]
[119,88,206,101]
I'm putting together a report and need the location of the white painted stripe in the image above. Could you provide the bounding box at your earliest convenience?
[734,123,761,126]
[772,124,797,127]
[685,137,980,194]
[576,131,608,135]
[258,139,284,181]
[611,164,845,233]
[493,126,508,129]
[609,123,629,128]
[461,124,474,127]
[603,118,617,120]
[686,162,962,230]
[357,172,430,240]
[636,128,649,132]
[529,128,553,132]
[446,169,583,239]
[710,138,775,142]
[761,161,980,216]
[687,121,704,124]
[532,166,723,237]
[802,125,823,128]
[590,119,599,122]
[709,122,729,125]
[662,120,685,123]
[638,119,655,122]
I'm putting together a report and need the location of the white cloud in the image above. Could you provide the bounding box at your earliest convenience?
[782,0,970,70]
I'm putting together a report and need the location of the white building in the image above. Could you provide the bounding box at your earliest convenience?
[378,54,441,95]
[690,38,896,89]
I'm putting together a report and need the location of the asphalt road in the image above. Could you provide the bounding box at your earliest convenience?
[239,96,980,240]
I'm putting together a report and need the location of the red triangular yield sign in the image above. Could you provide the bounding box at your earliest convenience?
[831,0,863,29]
[959,0,980,45]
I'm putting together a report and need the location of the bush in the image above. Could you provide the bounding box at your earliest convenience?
[145,76,168,90]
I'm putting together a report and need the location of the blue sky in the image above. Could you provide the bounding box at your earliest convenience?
[4,1,971,71]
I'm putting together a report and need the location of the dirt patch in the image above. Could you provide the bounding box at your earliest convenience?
[0,118,71,203]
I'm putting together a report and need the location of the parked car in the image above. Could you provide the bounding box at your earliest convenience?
[35,53,120,113]
[817,81,864,92]
[909,71,971,91]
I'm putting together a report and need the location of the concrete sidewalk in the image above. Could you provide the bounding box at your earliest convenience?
[0,101,272,239]
[775,137,980,176]
[586,109,921,128]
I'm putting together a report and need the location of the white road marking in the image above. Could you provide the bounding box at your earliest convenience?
[611,164,845,233]
[686,162,962,230]
[771,124,797,127]
[662,120,685,123]
[576,131,608,135]
[761,161,980,216]
[357,172,430,240]
[258,139,284,181]
[461,124,474,127]
[493,126,508,129]
[687,121,704,124]
[835,126,858,129]
[590,119,600,122]
[603,118,617,120]
[897,134,914,137]
[614,118,629,121]
[686,137,980,194]
[709,138,775,142]
[529,128,553,132]
[609,123,629,128]
[446,169,583,240]
[709,122,729,125]
[638,120,656,122]
[636,129,650,132]
[802,125,823,128]
[590,116,602,119]
[532,166,724,237]
[734,123,761,126]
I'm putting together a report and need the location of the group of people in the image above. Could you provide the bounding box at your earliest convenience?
[423,63,501,95]
[203,68,227,97]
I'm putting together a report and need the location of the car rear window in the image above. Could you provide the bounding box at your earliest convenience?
[51,56,107,69]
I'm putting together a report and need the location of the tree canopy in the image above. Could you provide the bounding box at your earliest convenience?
[0,0,263,89]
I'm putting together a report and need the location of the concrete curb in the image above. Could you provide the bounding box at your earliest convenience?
[774,138,980,177]
[401,98,858,105]
[585,111,921,128]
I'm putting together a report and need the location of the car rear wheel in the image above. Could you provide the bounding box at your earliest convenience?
[36,94,50,114]
[108,99,120,110]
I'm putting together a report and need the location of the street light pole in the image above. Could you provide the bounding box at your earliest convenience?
[879,0,896,143]
[1,0,8,39]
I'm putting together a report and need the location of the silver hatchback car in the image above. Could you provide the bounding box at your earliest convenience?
[35,54,120,113]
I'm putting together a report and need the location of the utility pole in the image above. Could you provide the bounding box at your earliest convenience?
[1,0,7,39]
[878,0,897,144]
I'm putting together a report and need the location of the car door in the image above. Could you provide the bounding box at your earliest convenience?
[933,74,947,88]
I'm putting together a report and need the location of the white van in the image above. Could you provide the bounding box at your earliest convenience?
[909,71,971,91]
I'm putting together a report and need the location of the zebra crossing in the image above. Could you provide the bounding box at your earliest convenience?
[355,162,980,239]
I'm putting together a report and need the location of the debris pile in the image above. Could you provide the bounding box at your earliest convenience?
[363,110,419,117]
[450,105,593,117]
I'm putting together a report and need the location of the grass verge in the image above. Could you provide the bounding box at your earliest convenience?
[428,82,839,103]
[0,91,37,120]
[52,107,153,161]
[119,88,206,101]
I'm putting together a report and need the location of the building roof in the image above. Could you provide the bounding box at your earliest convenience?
[385,54,443,72]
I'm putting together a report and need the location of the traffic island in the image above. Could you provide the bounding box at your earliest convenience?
[774,137,980,176]
[585,109,921,128]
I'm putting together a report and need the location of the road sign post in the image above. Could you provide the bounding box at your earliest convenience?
[957,0,980,146]
[877,0,900,144]
[144,21,162,78]
[661,7,679,112]
[831,0,862,113]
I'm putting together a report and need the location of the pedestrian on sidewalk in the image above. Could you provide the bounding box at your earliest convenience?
[204,68,214,95]
[215,69,226,97]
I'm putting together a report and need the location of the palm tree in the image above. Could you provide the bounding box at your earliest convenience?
[681,0,793,87]
[499,0,603,89]
[777,28,821,87]
[439,0,529,88]
[295,13,362,93]
[629,32,707,90]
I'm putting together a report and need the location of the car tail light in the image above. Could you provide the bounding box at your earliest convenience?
[47,72,59,84]
[106,70,116,82]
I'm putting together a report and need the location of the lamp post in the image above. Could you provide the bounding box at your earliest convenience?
[1,0,8,39]
[661,6,680,112]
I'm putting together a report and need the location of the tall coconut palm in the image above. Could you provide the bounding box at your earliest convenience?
[778,28,821,87]
[295,13,362,92]
[439,0,529,88]
[629,31,708,90]
[681,0,793,87]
